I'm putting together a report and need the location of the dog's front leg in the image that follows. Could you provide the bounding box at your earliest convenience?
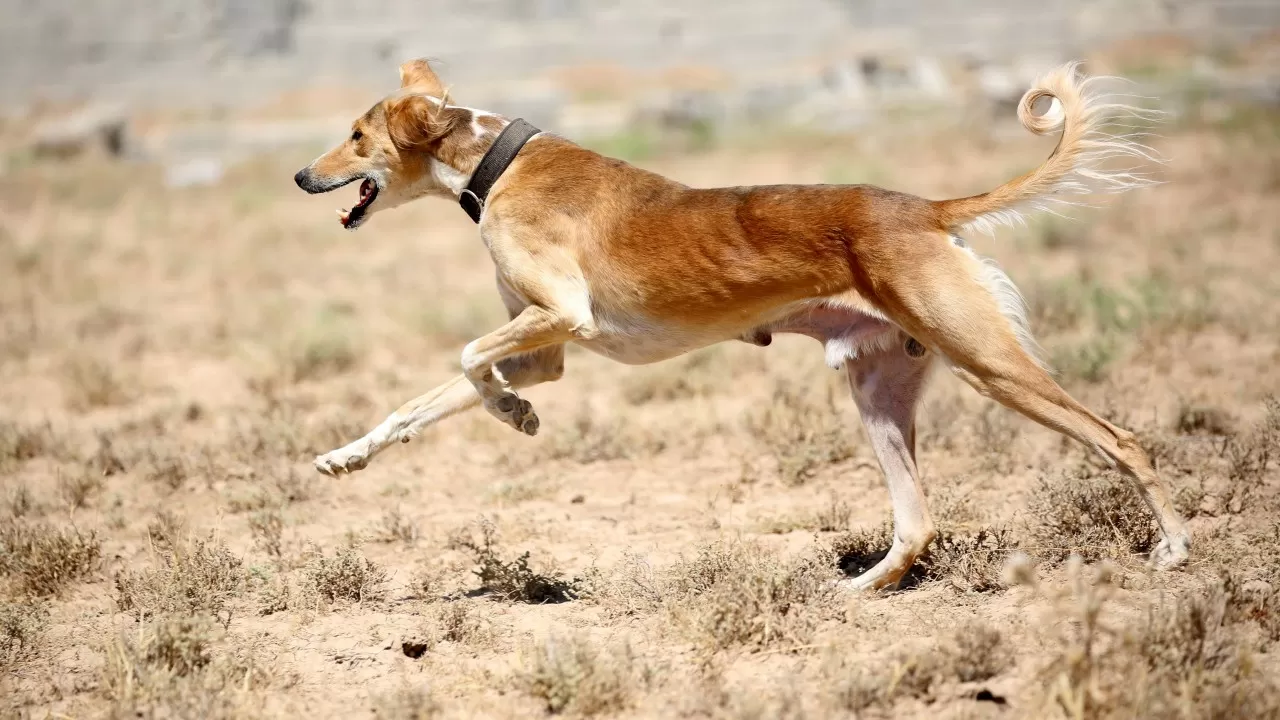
[314,345,566,476]
[314,375,478,476]
[461,304,576,434]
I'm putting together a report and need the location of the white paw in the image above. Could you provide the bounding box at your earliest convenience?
[314,441,373,476]
[483,393,539,436]
[1150,533,1191,570]
[834,575,879,593]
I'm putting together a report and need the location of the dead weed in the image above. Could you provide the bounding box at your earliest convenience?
[449,519,581,603]
[0,521,101,596]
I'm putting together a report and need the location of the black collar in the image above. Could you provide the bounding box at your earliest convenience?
[459,118,540,223]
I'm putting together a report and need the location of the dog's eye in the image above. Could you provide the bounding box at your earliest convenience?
[351,130,363,142]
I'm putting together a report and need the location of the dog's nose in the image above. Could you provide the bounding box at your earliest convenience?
[293,168,310,190]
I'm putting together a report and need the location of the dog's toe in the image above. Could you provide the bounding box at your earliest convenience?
[521,413,540,436]
[485,392,538,434]
[315,444,371,476]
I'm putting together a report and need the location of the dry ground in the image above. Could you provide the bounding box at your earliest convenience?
[2,90,1280,719]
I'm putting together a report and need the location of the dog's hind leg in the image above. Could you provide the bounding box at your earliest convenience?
[838,339,937,591]
[313,345,564,476]
[874,236,1190,568]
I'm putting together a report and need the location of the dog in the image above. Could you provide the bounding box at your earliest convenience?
[293,59,1190,590]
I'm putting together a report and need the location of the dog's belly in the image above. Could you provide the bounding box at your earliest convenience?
[573,297,899,366]
[573,320,727,365]
[760,300,900,367]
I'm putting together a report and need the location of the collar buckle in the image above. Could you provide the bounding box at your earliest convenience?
[458,118,540,225]
[459,188,483,223]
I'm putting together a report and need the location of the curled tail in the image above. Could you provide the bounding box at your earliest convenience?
[935,62,1164,234]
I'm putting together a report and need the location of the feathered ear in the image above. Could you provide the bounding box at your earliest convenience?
[386,94,460,149]
[398,58,445,96]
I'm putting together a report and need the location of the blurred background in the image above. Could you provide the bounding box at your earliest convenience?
[3,0,1278,169]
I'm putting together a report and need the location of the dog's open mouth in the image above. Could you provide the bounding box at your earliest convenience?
[338,178,379,228]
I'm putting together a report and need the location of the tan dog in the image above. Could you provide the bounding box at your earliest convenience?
[294,59,1189,590]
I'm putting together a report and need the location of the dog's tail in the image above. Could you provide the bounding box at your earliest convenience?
[934,62,1163,234]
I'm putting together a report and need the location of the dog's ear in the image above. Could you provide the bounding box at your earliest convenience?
[386,94,460,149]
[398,58,445,96]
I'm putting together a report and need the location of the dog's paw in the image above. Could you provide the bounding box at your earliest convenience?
[314,441,373,476]
[484,393,539,436]
[1150,532,1191,570]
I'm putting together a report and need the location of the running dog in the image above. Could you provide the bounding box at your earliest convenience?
[293,59,1189,590]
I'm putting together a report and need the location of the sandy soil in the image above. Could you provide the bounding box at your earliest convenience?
[2,96,1279,719]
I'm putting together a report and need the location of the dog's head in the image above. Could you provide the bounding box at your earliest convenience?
[294,59,481,230]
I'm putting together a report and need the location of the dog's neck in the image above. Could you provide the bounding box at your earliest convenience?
[428,105,511,198]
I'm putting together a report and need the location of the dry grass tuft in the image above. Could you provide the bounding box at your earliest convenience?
[0,521,101,596]
[1026,470,1158,564]
[947,621,1014,682]
[1,598,48,667]
[0,419,71,471]
[62,354,132,409]
[449,519,581,603]
[141,446,193,491]
[661,540,841,653]
[923,526,1019,593]
[1175,401,1236,436]
[300,543,388,606]
[746,379,854,486]
[57,468,104,510]
[1013,558,1280,719]
[974,403,1022,473]
[436,601,492,645]
[255,574,291,617]
[374,682,440,719]
[115,535,245,623]
[145,510,186,551]
[1220,395,1279,505]
[5,483,36,518]
[248,508,285,558]
[586,541,841,653]
[756,494,853,534]
[374,505,420,545]
[101,614,280,718]
[823,621,1013,713]
[518,633,647,716]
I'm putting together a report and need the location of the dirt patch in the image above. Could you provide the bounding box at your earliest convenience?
[2,91,1279,718]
